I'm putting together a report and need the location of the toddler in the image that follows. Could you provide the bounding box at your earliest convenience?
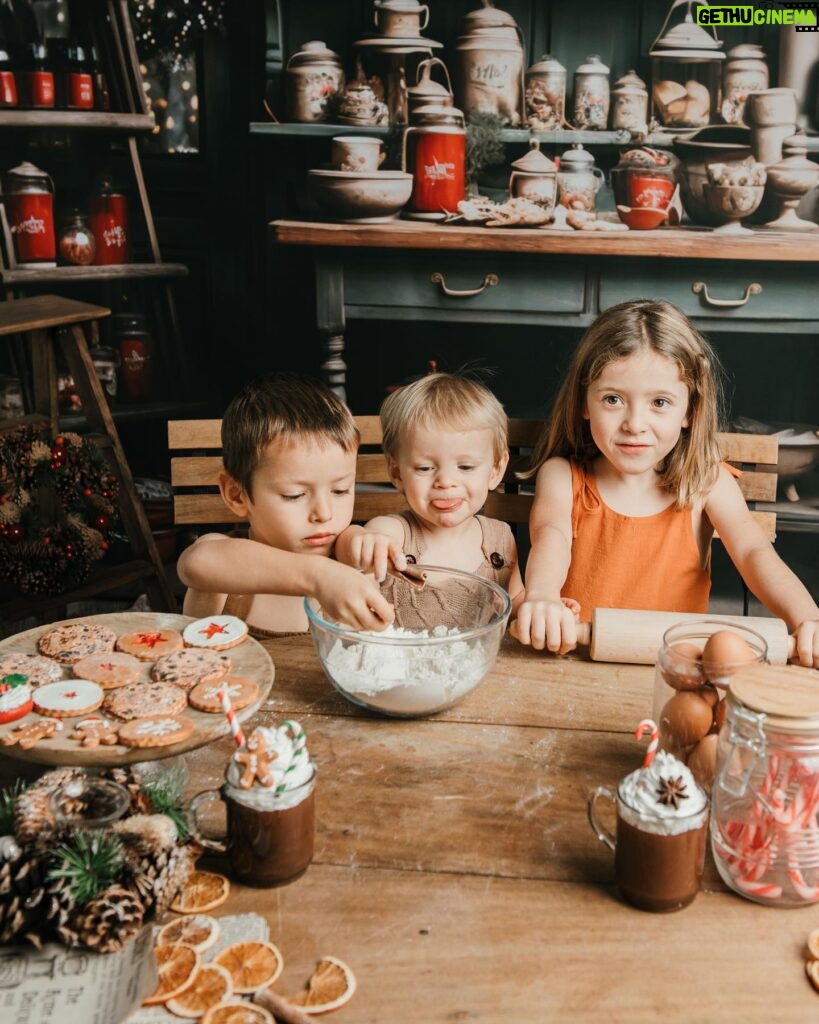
[177,374,395,636]
[514,300,819,666]
[336,373,523,615]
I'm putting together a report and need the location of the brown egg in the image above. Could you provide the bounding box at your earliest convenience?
[698,683,719,708]
[659,691,714,748]
[702,630,756,685]
[660,641,705,691]
[713,697,727,733]
[687,733,718,790]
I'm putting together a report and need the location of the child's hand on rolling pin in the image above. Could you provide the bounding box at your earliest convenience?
[512,596,581,655]
[791,620,819,669]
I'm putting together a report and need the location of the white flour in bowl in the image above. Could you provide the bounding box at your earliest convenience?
[322,624,491,715]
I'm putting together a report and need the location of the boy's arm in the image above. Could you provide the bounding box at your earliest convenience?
[177,533,395,630]
[705,467,819,667]
[514,458,579,654]
[335,516,407,581]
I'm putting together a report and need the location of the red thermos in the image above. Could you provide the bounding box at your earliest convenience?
[402,103,466,214]
[3,161,56,266]
[89,181,128,265]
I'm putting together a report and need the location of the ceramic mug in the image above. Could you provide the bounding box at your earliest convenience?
[628,173,675,209]
[375,2,429,38]
[331,135,386,172]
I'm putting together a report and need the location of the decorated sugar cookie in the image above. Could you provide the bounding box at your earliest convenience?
[0,652,63,687]
[73,651,141,689]
[189,676,259,714]
[152,648,231,690]
[38,622,116,665]
[116,629,184,662]
[183,616,248,651]
[118,715,194,749]
[103,681,187,722]
[32,679,104,719]
[0,674,34,724]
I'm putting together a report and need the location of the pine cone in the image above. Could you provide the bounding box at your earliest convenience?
[116,815,197,916]
[102,767,151,816]
[72,885,144,954]
[15,767,84,849]
[0,835,48,948]
[41,872,81,947]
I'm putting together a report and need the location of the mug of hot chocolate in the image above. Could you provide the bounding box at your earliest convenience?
[587,719,709,912]
[190,720,316,887]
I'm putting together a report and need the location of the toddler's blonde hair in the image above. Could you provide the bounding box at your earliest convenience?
[523,300,725,507]
[381,373,508,463]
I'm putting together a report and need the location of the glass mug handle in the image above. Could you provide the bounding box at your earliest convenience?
[189,788,228,854]
[587,786,616,851]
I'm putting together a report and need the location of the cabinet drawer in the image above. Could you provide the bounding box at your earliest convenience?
[599,260,819,322]
[343,250,587,316]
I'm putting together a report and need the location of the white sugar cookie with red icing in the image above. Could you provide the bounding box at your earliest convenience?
[73,651,141,689]
[183,616,248,651]
[116,629,184,661]
[0,652,63,687]
[32,679,104,719]
[119,715,193,748]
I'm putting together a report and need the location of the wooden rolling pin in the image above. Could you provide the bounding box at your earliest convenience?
[514,608,796,665]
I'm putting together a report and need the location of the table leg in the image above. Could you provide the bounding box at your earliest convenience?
[315,256,347,401]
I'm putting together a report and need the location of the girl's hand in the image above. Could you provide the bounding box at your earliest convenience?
[345,530,407,583]
[791,620,819,669]
[513,597,580,655]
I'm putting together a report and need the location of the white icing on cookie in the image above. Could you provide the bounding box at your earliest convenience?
[182,615,248,648]
[33,679,104,714]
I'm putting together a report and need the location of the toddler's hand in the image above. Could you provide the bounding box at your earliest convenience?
[791,620,819,669]
[513,597,580,655]
[346,531,407,583]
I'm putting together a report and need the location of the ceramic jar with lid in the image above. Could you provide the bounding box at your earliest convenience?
[285,41,345,123]
[455,3,524,126]
[508,137,557,217]
[556,143,605,211]
[407,57,453,121]
[764,138,819,231]
[573,54,610,130]
[722,44,768,126]
[524,54,566,131]
[402,103,466,215]
[711,663,819,907]
[611,69,648,135]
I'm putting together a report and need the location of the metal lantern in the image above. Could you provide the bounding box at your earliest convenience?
[649,0,725,130]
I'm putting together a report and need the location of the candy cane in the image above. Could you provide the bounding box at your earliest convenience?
[219,687,245,748]
[730,873,783,900]
[274,719,308,794]
[634,719,659,769]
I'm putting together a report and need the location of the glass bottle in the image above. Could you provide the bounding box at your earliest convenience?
[88,177,129,265]
[57,209,95,265]
[65,40,93,109]
[23,40,54,108]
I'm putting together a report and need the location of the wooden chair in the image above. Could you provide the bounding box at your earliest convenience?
[169,416,777,538]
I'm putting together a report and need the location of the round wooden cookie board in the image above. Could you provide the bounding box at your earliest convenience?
[0,611,275,766]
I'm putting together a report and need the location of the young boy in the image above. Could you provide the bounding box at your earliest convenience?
[177,374,398,635]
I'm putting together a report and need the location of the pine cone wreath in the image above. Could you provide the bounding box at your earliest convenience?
[72,885,144,954]
[0,835,48,948]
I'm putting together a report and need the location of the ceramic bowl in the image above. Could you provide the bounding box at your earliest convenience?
[616,205,668,230]
[673,126,753,225]
[305,565,511,717]
[307,169,413,223]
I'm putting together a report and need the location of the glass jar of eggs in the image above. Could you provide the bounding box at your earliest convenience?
[652,621,768,792]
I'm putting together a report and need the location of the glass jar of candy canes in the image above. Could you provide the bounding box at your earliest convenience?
[711,664,819,907]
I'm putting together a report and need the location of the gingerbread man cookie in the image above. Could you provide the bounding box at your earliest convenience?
[233,729,278,789]
[70,716,120,748]
[2,719,63,749]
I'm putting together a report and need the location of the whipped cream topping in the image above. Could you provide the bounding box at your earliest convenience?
[619,750,708,836]
[226,721,314,812]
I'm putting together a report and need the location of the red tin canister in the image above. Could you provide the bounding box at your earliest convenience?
[3,161,56,266]
[89,183,128,265]
[402,103,466,214]
[113,314,154,403]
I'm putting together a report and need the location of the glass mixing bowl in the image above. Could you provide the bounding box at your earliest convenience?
[305,564,512,717]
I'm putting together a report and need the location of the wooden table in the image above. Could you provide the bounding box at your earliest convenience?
[3,635,816,1020]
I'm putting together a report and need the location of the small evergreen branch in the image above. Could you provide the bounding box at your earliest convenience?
[48,831,125,906]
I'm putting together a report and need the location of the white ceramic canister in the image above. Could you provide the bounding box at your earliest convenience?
[722,44,769,126]
[611,68,648,135]
[455,3,524,126]
[524,53,566,131]
[573,54,610,130]
[285,40,345,123]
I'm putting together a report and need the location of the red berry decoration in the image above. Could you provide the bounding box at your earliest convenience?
[7,525,24,542]
[92,514,110,530]
[54,436,65,446]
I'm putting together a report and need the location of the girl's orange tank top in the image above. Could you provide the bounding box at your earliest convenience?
[562,461,711,621]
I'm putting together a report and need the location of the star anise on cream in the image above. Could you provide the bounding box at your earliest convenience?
[656,776,689,809]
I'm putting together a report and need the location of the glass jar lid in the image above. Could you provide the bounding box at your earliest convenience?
[511,137,556,173]
[527,54,566,75]
[730,664,819,734]
[612,69,647,93]
[558,143,595,170]
[288,40,343,68]
[575,54,610,75]
[726,43,766,62]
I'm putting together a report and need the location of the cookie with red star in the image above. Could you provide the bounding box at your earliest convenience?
[182,615,248,651]
[32,679,104,719]
[72,651,141,689]
[115,629,184,662]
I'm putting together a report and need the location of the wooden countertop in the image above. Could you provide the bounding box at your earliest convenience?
[3,635,816,1021]
[270,218,819,261]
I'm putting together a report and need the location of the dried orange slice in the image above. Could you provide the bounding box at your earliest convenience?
[287,956,356,1013]
[166,963,234,1018]
[143,943,201,1006]
[808,928,819,961]
[214,941,284,994]
[171,870,230,914]
[157,913,221,953]
[200,999,273,1024]
[807,958,819,992]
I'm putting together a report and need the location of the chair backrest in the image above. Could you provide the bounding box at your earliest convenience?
[168,419,777,540]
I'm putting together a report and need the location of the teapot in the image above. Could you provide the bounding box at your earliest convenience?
[556,144,605,211]
[508,138,557,215]
[337,63,389,126]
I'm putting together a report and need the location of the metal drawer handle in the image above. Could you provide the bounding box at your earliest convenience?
[431,272,498,298]
[692,281,763,308]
